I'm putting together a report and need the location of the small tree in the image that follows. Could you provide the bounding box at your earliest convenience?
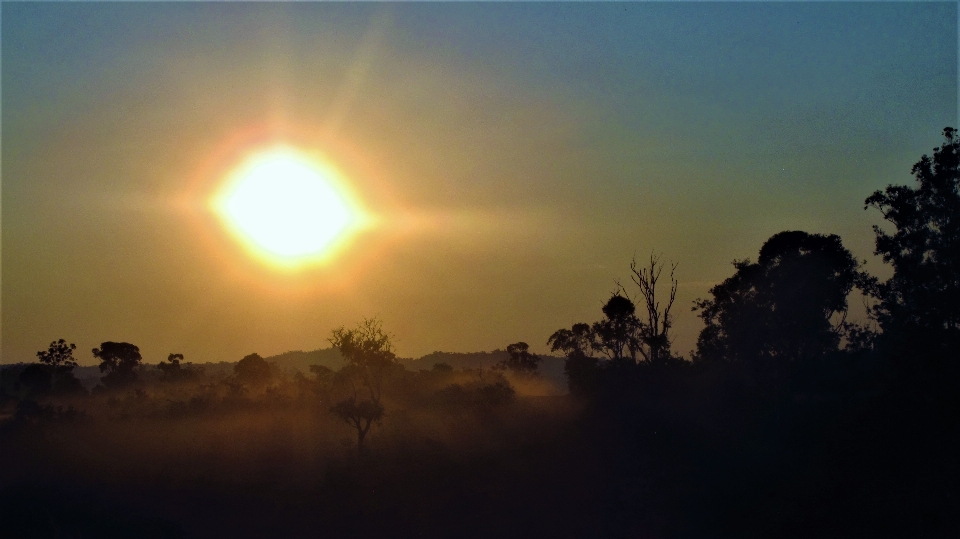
[494,342,542,376]
[549,294,642,363]
[158,353,182,380]
[35,339,79,393]
[158,353,199,383]
[37,339,78,370]
[548,323,595,358]
[329,395,385,452]
[329,318,397,452]
[548,294,643,395]
[234,353,272,388]
[592,294,642,364]
[93,342,142,389]
[548,322,600,395]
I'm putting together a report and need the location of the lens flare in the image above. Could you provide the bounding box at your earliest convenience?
[212,147,360,267]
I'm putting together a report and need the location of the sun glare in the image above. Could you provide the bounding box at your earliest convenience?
[213,147,359,267]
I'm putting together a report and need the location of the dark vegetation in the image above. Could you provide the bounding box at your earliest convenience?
[1,129,958,537]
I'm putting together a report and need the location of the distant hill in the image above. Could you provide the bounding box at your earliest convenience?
[264,348,345,373]
[403,349,511,371]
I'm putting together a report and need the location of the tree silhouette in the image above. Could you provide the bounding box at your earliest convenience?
[34,339,81,394]
[493,342,542,376]
[92,342,142,389]
[548,322,595,359]
[329,318,397,452]
[550,254,681,384]
[37,339,78,370]
[158,353,183,380]
[233,353,272,388]
[329,395,384,452]
[548,322,600,395]
[548,294,642,394]
[864,127,960,359]
[693,231,861,365]
[158,353,200,383]
[593,294,642,364]
[629,254,679,365]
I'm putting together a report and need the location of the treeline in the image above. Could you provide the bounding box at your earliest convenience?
[538,127,960,537]
[0,128,957,538]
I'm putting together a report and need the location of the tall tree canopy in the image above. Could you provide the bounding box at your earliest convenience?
[694,231,861,364]
[92,341,142,389]
[37,339,78,370]
[864,127,960,356]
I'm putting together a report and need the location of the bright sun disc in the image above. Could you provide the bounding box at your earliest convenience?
[213,148,356,265]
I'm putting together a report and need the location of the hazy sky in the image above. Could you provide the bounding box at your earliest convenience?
[3,2,957,365]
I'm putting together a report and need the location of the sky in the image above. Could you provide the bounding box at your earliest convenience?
[2,2,957,366]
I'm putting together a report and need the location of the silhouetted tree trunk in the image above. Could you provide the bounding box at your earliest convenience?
[357,418,372,453]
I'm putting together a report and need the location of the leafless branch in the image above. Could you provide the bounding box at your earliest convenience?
[629,253,679,364]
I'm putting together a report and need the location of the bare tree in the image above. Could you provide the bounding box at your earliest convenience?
[628,253,679,364]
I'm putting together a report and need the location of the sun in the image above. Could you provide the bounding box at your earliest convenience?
[212,147,359,267]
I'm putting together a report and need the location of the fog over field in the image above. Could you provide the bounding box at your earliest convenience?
[2,2,957,538]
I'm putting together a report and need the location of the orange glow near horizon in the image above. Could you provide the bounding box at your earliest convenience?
[211,146,369,270]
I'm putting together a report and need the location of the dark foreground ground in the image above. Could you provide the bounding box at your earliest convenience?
[1,360,957,539]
